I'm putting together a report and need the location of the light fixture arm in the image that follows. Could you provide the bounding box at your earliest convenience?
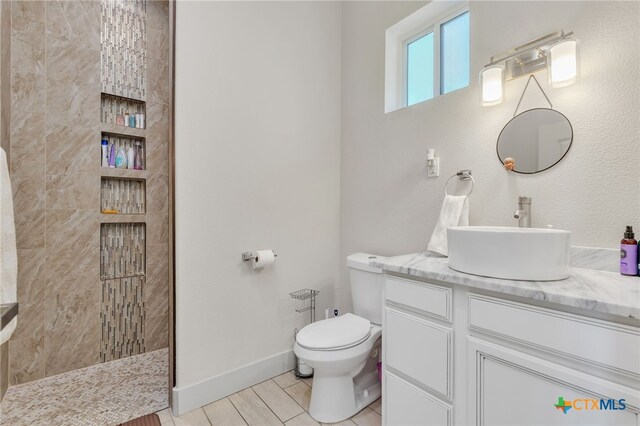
[485,30,573,68]
[513,74,553,117]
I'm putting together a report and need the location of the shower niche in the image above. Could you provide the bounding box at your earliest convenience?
[100,223,147,361]
[100,223,146,280]
[101,178,146,214]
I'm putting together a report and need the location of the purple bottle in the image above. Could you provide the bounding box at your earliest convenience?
[620,226,638,276]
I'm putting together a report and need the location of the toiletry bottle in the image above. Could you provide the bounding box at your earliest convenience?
[134,141,143,170]
[127,147,135,170]
[620,226,638,276]
[116,114,125,126]
[115,146,127,169]
[101,139,109,168]
[139,113,145,129]
[124,112,130,127]
[109,143,116,168]
[129,114,136,128]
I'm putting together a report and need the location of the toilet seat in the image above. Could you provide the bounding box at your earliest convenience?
[296,313,371,351]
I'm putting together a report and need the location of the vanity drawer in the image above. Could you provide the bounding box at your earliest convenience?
[385,307,452,399]
[385,276,452,322]
[468,295,640,377]
[384,371,451,426]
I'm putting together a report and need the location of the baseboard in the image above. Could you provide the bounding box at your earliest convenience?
[172,349,296,416]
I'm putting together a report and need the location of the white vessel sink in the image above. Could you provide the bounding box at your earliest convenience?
[447,226,571,281]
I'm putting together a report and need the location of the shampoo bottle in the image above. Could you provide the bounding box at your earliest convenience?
[127,147,135,170]
[101,139,109,168]
[115,147,127,169]
[109,143,116,168]
[620,226,638,276]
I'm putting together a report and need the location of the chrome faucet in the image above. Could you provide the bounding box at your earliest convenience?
[513,196,532,228]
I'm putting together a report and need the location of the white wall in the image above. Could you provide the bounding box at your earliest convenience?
[174,0,341,411]
[338,1,640,311]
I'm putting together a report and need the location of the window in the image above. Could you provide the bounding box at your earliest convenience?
[406,32,434,105]
[440,11,470,95]
[385,2,469,112]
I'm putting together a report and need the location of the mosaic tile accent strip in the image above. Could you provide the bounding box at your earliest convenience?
[100,223,146,279]
[0,349,168,426]
[101,0,147,100]
[102,133,146,170]
[101,93,146,128]
[101,276,146,362]
[102,178,146,214]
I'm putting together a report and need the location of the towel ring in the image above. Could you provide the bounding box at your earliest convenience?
[444,170,474,198]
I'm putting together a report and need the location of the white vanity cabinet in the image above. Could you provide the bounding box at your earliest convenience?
[382,275,640,426]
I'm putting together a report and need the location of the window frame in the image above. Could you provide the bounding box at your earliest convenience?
[385,1,469,113]
[402,5,469,107]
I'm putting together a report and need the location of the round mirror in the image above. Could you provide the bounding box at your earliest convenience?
[497,108,573,174]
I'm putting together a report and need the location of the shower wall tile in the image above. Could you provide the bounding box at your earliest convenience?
[101,0,147,99]
[11,303,44,341]
[146,212,168,245]
[16,248,45,307]
[46,1,100,48]
[45,209,100,291]
[10,1,45,169]
[147,244,168,288]
[100,276,145,362]
[10,0,45,254]
[46,209,100,252]
[146,173,168,213]
[146,0,168,62]
[44,287,101,376]
[8,337,44,386]
[145,314,168,353]
[13,211,45,251]
[46,173,100,210]
[10,171,45,249]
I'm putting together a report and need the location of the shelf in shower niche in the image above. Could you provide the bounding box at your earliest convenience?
[100,214,146,224]
[101,93,146,130]
[101,168,148,180]
[101,123,146,138]
[101,133,146,172]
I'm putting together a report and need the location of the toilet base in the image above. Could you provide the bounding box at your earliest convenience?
[308,370,381,424]
[306,336,382,423]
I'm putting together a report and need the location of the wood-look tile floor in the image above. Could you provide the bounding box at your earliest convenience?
[159,371,382,426]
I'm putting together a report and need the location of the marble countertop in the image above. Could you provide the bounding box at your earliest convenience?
[371,253,640,320]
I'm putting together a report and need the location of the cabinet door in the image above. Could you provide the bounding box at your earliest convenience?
[385,372,452,426]
[468,337,639,426]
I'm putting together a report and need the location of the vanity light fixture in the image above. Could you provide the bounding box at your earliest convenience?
[548,38,579,88]
[481,30,577,106]
[480,65,504,106]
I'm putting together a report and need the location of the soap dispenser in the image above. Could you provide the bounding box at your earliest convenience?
[620,226,638,276]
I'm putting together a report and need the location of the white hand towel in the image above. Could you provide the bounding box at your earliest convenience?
[427,195,469,257]
[0,147,17,344]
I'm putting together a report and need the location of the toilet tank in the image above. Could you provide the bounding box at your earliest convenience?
[347,253,384,325]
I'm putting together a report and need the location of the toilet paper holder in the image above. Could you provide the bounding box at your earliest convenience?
[241,250,278,262]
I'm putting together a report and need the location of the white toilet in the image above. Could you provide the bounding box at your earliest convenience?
[294,253,384,423]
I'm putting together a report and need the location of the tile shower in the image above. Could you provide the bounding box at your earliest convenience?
[5,0,170,386]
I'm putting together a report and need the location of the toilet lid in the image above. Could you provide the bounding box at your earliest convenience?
[296,313,371,351]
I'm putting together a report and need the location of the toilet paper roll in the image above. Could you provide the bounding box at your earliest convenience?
[253,250,275,269]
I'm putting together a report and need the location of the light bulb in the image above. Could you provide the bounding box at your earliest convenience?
[480,65,504,106]
[548,39,578,88]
